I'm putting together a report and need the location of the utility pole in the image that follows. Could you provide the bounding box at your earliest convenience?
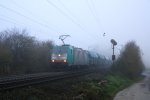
[59,35,70,45]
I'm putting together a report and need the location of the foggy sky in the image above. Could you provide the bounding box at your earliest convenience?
[0,0,150,67]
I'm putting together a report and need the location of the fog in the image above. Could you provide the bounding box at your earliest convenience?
[0,0,150,67]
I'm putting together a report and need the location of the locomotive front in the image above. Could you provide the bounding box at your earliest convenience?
[51,46,67,63]
[51,45,73,66]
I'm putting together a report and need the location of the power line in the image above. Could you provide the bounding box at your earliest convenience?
[87,0,101,29]
[46,0,80,27]
[58,0,82,24]
[0,17,50,35]
[58,0,96,38]
[0,18,61,41]
[0,17,23,27]
[57,0,100,40]
[0,15,44,33]
[0,4,60,33]
[86,0,104,34]
[0,15,30,27]
[10,0,65,34]
[11,0,35,16]
[91,0,105,33]
[46,0,96,41]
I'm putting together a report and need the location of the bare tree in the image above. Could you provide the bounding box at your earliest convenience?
[0,43,12,74]
[0,28,54,74]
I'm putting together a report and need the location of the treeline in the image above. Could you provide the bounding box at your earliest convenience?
[0,29,53,75]
[111,41,145,79]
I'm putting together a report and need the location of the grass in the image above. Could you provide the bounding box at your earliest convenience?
[0,72,135,100]
[71,74,133,100]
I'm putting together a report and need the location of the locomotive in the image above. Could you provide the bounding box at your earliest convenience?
[50,44,108,68]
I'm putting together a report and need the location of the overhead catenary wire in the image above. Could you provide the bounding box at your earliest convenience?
[86,0,104,34]
[10,0,65,34]
[92,0,106,36]
[58,0,85,27]
[46,0,81,29]
[0,17,18,26]
[0,4,60,34]
[0,16,52,36]
[59,0,100,40]
[46,0,97,41]
[0,17,28,30]
[57,0,98,39]
[0,15,31,27]
[11,0,36,17]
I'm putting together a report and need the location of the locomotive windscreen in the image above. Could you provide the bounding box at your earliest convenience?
[52,46,68,54]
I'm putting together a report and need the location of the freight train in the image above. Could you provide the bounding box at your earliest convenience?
[50,44,110,69]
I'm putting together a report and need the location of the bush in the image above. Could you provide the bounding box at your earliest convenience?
[111,41,145,79]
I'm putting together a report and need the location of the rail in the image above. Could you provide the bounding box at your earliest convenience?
[0,70,95,91]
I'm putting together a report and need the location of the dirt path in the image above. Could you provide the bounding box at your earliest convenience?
[113,78,150,100]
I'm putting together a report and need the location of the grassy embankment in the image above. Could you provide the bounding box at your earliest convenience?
[71,73,134,100]
[0,71,136,100]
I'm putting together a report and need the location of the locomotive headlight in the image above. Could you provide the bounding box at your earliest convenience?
[52,60,54,62]
[58,54,61,56]
[64,60,66,62]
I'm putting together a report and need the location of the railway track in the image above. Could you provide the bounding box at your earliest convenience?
[0,69,96,91]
